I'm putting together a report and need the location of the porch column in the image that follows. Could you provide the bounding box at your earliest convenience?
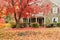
[27,17,29,23]
[27,17,29,27]
[36,17,37,22]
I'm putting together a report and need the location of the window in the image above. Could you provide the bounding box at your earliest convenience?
[31,18,36,23]
[52,7,58,14]
[23,18,27,22]
[52,17,58,23]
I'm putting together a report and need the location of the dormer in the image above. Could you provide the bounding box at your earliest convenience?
[51,2,59,14]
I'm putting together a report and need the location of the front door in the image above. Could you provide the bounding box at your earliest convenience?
[37,17,44,26]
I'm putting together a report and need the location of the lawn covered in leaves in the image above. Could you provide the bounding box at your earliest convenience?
[0,28,60,40]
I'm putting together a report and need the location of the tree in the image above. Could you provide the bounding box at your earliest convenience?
[5,0,38,27]
[0,0,51,27]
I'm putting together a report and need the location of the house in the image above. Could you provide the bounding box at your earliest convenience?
[45,1,60,26]
[22,0,60,27]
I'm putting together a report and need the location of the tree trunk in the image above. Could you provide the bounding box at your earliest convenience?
[15,12,22,28]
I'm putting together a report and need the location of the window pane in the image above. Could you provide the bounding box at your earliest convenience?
[52,7,58,13]
[52,17,58,23]
[31,18,36,23]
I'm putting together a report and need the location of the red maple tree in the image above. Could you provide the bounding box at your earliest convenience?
[0,0,51,27]
[5,0,39,27]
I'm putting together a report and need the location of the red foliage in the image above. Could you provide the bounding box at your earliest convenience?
[43,3,51,15]
[0,0,51,18]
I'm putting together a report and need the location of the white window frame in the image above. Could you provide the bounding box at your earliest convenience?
[52,17,58,23]
[52,7,58,14]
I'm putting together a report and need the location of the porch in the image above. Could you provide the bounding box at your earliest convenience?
[21,17,44,27]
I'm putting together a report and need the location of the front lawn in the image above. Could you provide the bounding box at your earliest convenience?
[0,28,60,40]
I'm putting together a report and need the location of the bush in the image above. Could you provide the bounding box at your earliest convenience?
[8,20,16,28]
[46,23,55,28]
[19,22,30,28]
[0,23,5,29]
[17,23,27,28]
[31,22,39,28]
[23,22,27,27]
[57,23,60,27]
[5,14,11,23]
[16,24,21,28]
[46,22,59,28]
[4,23,12,28]
[16,23,26,28]
[12,22,26,28]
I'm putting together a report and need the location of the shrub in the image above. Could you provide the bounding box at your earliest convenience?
[16,23,26,28]
[31,22,39,28]
[19,22,30,28]
[57,23,60,27]
[46,23,55,28]
[8,20,16,28]
[0,23,11,29]
[4,23,11,28]
[0,23,5,29]
[23,22,27,27]
[5,14,11,23]
[16,24,21,28]
[16,23,27,28]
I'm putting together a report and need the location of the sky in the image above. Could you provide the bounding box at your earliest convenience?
[50,0,60,7]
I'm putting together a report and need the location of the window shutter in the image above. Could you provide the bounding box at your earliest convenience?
[51,8,52,13]
[58,8,59,13]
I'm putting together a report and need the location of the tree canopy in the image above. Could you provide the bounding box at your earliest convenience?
[0,0,51,18]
